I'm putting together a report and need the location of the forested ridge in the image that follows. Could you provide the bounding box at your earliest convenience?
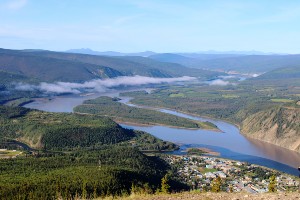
[0,106,134,149]
[0,106,179,151]
[0,147,187,199]
[0,106,185,199]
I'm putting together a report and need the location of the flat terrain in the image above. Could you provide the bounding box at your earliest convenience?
[74,96,217,130]
[0,149,22,158]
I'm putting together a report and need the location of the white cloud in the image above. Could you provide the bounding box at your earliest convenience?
[15,75,196,94]
[208,79,230,86]
[218,75,236,79]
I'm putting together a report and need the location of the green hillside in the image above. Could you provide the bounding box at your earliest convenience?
[0,146,179,199]
[119,56,221,79]
[0,50,123,82]
[0,70,32,85]
[0,106,131,149]
[1,49,300,81]
[255,65,300,80]
[188,54,300,73]
[0,48,223,85]
[0,105,185,199]
[241,65,300,89]
[0,106,178,151]
[150,52,300,74]
[148,53,198,66]
[31,50,172,77]
[34,50,221,78]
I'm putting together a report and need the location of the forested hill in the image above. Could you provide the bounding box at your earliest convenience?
[29,49,222,79]
[254,65,300,80]
[0,106,177,151]
[0,106,132,149]
[0,49,123,83]
[237,66,300,151]
[0,48,221,83]
[241,65,300,88]
[117,56,219,79]
[149,53,300,74]
[2,48,300,81]
[192,54,300,73]
[0,105,185,199]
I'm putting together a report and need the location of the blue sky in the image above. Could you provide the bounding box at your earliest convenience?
[1,0,300,53]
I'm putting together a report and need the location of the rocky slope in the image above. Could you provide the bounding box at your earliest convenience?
[240,106,300,152]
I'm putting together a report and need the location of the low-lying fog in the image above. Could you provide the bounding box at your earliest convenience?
[14,74,253,95]
[15,75,196,94]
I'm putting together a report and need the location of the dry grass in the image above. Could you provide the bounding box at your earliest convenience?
[97,191,300,200]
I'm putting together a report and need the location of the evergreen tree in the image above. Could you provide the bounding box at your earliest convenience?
[93,182,98,199]
[82,180,87,199]
[268,175,277,192]
[131,182,137,195]
[211,176,221,192]
[229,184,233,193]
[161,174,170,194]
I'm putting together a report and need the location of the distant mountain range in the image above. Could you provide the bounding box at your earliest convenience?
[185,50,284,55]
[0,48,222,84]
[66,48,156,57]
[1,47,300,85]
[67,48,300,74]
[149,53,300,74]
[66,49,283,57]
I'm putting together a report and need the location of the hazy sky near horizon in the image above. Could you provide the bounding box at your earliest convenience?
[1,0,300,53]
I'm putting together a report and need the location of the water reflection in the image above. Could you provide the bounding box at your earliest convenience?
[23,91,300,175]
[247,138,300,168]
[156,108,300,168]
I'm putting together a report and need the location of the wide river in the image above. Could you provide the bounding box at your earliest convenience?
[24,90,300,176]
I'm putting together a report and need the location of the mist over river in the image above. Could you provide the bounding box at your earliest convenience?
[24,90,300,176]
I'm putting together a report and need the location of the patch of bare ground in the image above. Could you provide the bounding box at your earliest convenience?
[104,192,300,200]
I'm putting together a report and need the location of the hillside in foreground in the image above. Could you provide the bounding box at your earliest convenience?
[109,191,300,200]
[0,106,184,199]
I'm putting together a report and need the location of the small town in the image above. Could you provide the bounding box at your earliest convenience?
[163,154,299,193]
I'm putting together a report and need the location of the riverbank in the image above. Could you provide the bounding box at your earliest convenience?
[123,85,300,155]
[185,147,221,156]
[22,92,300,175]
[73,96,219,130]
[162,154,298,192]
[115,119,218,131]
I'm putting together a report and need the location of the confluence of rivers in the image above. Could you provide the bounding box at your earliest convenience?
[23,90,300,176]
